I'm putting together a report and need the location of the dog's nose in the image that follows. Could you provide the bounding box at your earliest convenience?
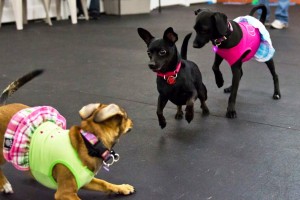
[148,63,156,69]
[193,42,201,49]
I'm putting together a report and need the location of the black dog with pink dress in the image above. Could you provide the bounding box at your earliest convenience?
[193,5,281,118]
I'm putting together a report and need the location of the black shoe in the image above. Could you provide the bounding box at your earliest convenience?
[89,10,101,20]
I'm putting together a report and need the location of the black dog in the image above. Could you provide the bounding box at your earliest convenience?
[193,5,281,118]
[137,27,209,129]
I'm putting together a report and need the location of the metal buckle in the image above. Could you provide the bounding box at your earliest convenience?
[214,39,221,46]
[102,151,120,171]
[163,73,177,80]
[214,36,227,46]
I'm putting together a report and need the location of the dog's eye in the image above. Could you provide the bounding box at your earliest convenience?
[159,49,167,56]
[147,50,151,57]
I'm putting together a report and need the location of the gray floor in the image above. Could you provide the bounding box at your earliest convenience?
[1,3,300,200]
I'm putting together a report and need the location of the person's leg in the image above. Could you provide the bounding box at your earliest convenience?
[89,0,100,19]
[275,0,289,23]
[77,0,83,15]
[271,0,289,29]
[89,0,100,12]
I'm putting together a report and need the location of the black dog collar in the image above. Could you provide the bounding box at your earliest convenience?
[213,21,233,46]
[80,129,120,170]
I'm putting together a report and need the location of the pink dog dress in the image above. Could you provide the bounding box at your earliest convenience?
[213,16,275,66]
[3,106,66,171]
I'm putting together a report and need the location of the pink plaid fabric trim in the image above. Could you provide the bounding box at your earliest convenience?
[3,106,66,171]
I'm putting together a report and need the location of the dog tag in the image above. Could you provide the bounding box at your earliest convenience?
[4,138,13,149]
[103,166,110,172]
[167,76,176,85]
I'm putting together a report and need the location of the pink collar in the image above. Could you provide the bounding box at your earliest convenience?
[156,61,182,85]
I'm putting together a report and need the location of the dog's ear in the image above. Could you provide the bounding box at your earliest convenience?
[212,12,228,36]
[194,9,202,15]
[79,103,100,119]
[163,27,178,45]
[94,104,123,123]
[137,28,154,46]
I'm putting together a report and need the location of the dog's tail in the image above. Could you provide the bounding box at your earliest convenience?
[180,33,192,60]
[249,4,267,24]
[0,69,44,105]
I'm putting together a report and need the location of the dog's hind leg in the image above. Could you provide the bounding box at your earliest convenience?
[83,178,135,195]
[198,84,210,115]
[175,105,184,120]
[185,89,198,123]
[0,167,13,194]
[265,58,281,99]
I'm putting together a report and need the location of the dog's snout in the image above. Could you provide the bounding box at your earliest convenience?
[148,62,156,70]
[193,40,206,49]
[193,42,200,48]
[193,40,203,49]
[193,34,208,49]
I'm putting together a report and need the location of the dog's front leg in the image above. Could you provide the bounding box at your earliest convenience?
[52,164,80,200]
[212,54,224,88]
[224,68,243,93]
[226,63,242,118]
[83,178,135,195]
[185,90,197,123]
[157,95,168,129]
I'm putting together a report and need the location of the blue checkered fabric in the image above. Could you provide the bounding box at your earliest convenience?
[234,16,275,62]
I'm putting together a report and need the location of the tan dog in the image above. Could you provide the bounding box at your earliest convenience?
[0,70,135,199]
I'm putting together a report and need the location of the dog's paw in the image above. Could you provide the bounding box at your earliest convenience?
[158,119,166,129]
[226,110,237,119]
[116,184,135,195]
[185,106,194,123]
[216,77,224,88]
[202,107,210,116]
[214,70,224,88]
[159,122,166,129]
[273,92,281,100]
[224,86,232,93]
[175,110,184,120]
[158,115,166,129]
[0,182,14,194]
[158,118,166,129]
